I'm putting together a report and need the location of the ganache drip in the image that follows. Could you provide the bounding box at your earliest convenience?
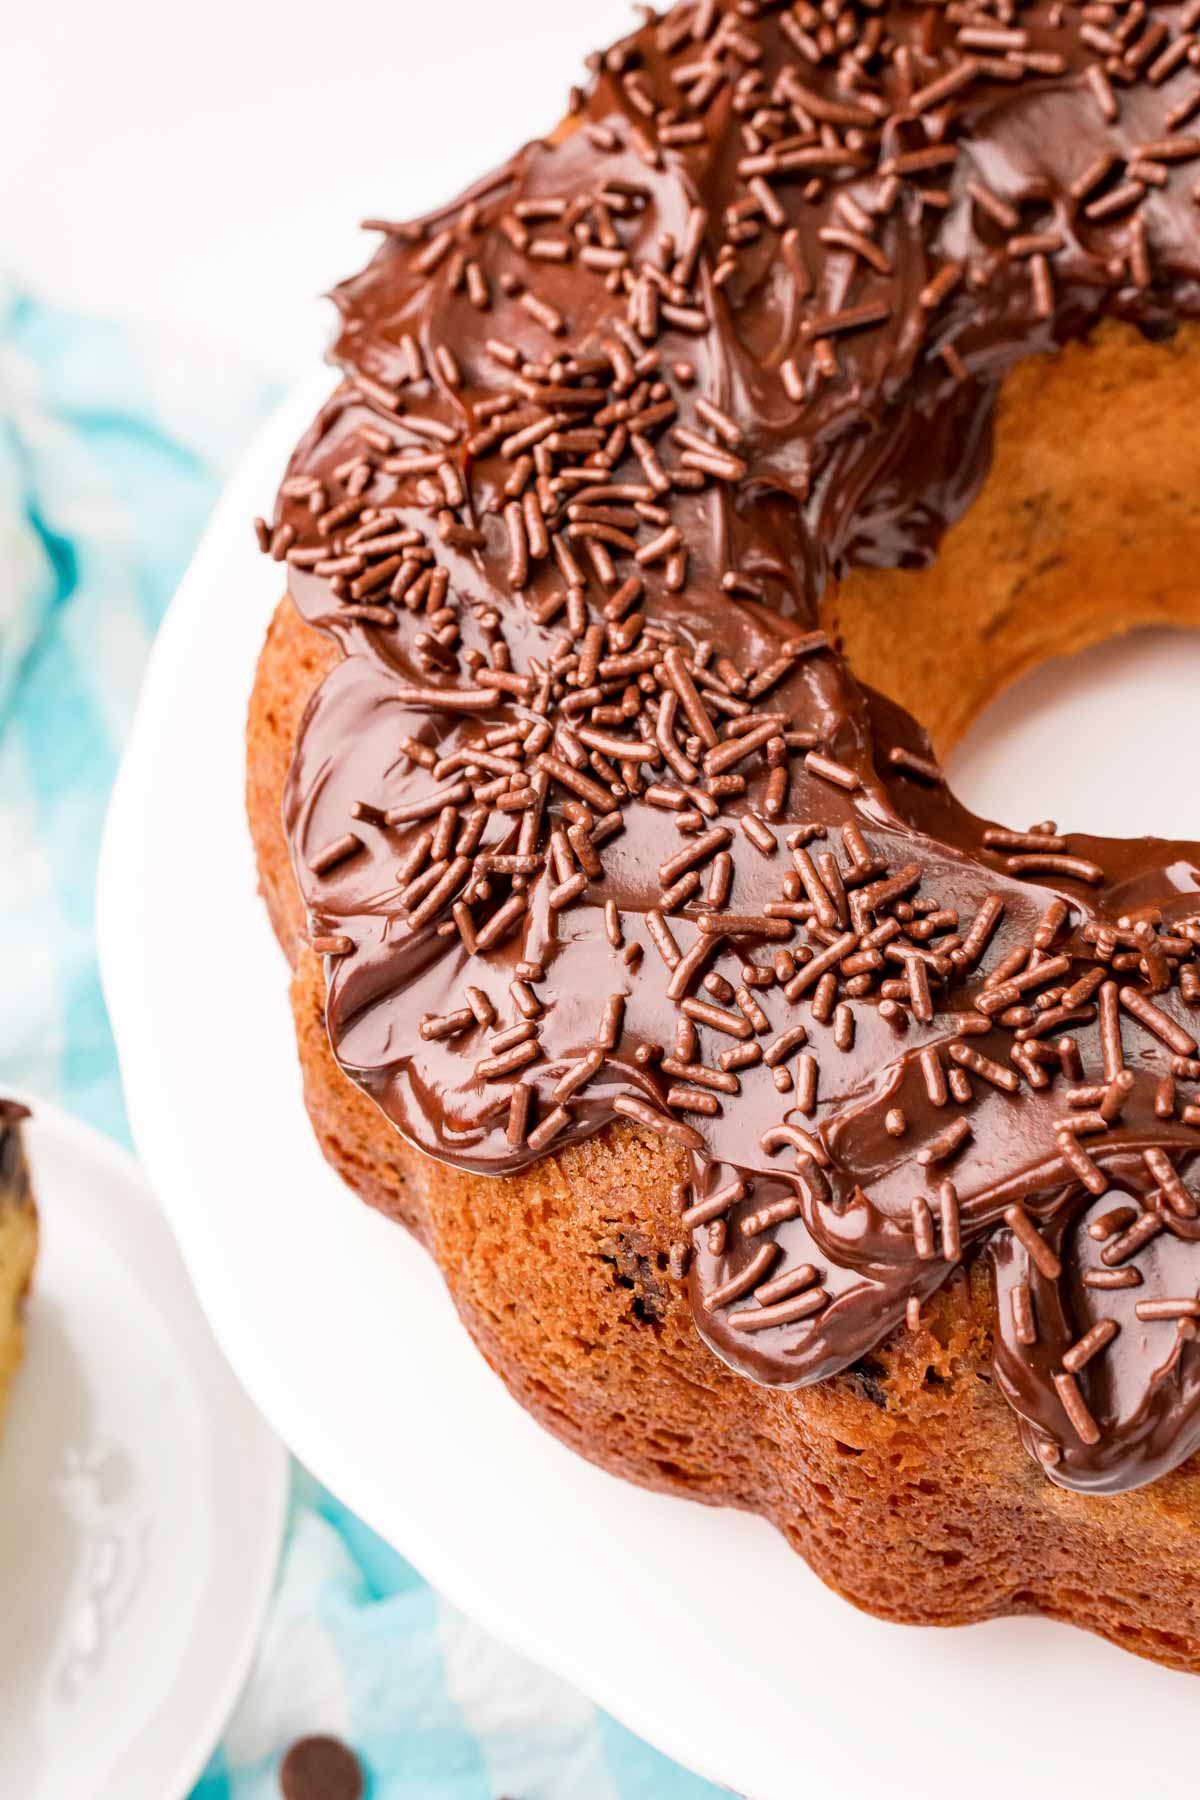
[263,0,1200,1494]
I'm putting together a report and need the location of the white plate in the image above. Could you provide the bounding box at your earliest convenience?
[97,377,1200,1800]
[0,1095,287,1800]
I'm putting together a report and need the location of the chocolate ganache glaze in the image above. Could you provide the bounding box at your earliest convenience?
[265,0,1200,1495]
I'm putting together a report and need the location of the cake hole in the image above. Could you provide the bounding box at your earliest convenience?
[948,627,1200,840]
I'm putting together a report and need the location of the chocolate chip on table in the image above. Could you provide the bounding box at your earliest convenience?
[279,1735,364,1800]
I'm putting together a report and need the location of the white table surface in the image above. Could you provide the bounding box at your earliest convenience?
[3,0,634,378]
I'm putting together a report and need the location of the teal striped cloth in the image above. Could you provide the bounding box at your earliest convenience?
[0,284,722,1798]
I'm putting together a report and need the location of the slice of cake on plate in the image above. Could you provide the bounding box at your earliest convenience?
[0,1101,37,1434]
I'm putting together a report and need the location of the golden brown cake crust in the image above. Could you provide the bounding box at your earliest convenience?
[829,324,1200,757]
[249,561,1200,1672]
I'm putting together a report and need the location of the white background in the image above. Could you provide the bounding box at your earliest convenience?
[3,1,633,375]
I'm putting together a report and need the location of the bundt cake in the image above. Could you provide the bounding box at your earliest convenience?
[249,0,1200,1669]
